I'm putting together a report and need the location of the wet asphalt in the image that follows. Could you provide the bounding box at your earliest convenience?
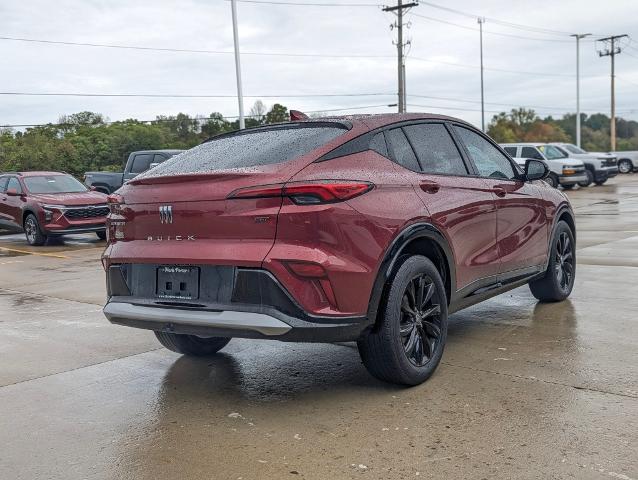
[1,176,637,480]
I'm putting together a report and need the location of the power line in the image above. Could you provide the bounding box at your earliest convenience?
[416,0,585,37]
[227,0,381,6]
[617,76,638,88]
[406,55,587,78]
[0,89,605,111]
[409,12,575,43]
[408,94,574,112]
[0,35,394,59]
[0,91,395,98]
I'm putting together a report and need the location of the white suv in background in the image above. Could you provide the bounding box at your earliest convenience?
[550,143,618,186]
[500,143,587,189]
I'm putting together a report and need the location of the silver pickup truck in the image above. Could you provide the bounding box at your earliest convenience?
[613,151,638,174]
[84,149,184,194]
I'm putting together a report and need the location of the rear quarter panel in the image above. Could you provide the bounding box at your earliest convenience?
[265,150,431,316]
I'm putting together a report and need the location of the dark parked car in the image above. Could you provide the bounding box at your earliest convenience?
[102,114,576,385]
[0,172,109,245]
[84,149,184,194]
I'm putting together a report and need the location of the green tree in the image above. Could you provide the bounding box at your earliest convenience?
[265,103,288,124]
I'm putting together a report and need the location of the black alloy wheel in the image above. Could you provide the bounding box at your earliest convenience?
[529,220,575,302]
[554,231,574,293]
[399,274,442,367]
[357,255,448,385]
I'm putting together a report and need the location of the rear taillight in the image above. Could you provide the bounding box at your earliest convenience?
[107,193,125,214]
[106,194,126,243]
[228,180,374,205]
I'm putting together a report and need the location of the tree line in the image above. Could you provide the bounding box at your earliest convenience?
[1,102,637,178]
[487,108,638,151]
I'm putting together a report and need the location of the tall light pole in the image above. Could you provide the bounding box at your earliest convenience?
[230,0,245,129]
[571,33,591,148]
[478,17,485,131]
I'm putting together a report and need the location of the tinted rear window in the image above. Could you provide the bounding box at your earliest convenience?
[140,125,347,177]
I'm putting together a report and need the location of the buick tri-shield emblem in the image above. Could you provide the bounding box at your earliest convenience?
[159,205,173,224]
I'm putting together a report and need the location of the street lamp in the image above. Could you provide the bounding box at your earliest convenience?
[571,33,591,147]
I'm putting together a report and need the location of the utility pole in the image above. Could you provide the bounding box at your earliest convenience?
[230,0,245,129]
[383,1,418,113]
[477,17,485,131]
[597,34,627,151]
[571,33,591,148]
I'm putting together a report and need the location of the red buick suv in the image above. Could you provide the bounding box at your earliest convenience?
[0,172,109,245]
[102,114,576,385]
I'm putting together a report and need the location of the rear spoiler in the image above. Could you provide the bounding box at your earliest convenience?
[290,110,309,121]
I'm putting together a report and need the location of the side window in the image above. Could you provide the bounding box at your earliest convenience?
[503,146,517,157]
[369,132,388,157]
[385,128,420,172]
[521,146,544,160]
[454,126,517,180]
[403,123,467,176]
[152,154,167,165]
[0,177,8,192]
[129,153,154,174]
[7,177,22,193]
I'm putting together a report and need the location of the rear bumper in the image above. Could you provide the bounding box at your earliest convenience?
[104,302,292,336]
[104,265,370,342]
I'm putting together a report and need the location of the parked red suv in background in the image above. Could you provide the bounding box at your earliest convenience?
[0,172,109,245]
[102,114,576,385]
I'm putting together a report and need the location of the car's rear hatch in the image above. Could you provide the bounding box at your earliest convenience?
[107,122,352,267]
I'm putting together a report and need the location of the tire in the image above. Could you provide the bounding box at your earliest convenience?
[23,213,47,246]
[357,255,448,386]
[529,221,575,302]
[594,179,607,186]
[562,184,575,190]
[96,231,107,240]
[154,331,231,356]
[578,169,593,187]
[546,173,559,188]
[618,159,633,174]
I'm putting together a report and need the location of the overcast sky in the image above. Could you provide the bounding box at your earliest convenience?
[1,0,638,129]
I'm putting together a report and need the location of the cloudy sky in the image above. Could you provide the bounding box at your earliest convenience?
[1,0,637,129]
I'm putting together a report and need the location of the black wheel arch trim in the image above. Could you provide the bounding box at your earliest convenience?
[544,204,575,271]
[22,209,37,226]
[365,222,456,326]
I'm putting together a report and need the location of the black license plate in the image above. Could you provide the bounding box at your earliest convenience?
[156,266,200,300]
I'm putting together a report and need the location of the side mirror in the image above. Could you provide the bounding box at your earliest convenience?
[5,188,20,197]
[148,162,160,170]
[89,185,97,191]
[525,159,549,181]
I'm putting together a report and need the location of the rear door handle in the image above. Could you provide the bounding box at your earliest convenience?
[492,186,506,197]
[420,181,440,194]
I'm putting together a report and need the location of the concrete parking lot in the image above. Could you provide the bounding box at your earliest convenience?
[1,177,637,480]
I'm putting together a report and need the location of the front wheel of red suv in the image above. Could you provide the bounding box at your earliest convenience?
[357,255,448,386]
[24,213,47,246]
[528,220,575,302]
[154,332,231,356]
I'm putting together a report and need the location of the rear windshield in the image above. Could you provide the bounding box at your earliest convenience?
[139,125,347,178]
[23,175,88,194]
